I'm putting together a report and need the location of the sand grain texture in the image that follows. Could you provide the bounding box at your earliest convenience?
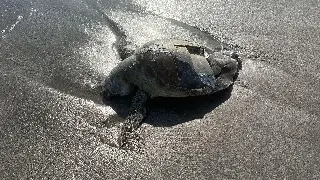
[0,0,319,179]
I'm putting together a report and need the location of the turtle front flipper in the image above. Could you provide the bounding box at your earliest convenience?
[118,90,149,148]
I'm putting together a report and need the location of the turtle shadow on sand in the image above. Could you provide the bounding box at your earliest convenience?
[102,86,233,127]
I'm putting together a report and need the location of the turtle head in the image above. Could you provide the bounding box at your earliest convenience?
[103,74,134,97]
[206,50,241,91]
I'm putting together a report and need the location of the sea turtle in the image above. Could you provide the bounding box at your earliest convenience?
[103,39,240,147]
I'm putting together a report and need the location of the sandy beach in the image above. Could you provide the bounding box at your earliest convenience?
[1,0,319,179]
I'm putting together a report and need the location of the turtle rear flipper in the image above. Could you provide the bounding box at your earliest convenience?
[118,90,149,148]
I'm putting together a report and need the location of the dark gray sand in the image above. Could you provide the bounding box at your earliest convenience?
[1,0,319,179]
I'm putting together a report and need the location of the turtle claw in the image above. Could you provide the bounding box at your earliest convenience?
[117,124,128,148]
[117,113,146,148]
[117,121,133,148]
[117,122,145,150]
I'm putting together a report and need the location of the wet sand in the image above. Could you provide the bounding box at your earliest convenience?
[1,0,319,179]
